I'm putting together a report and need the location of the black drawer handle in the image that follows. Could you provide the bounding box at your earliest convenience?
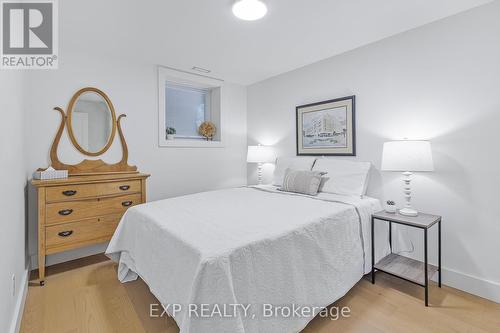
[62,190,77,196]
[119,185,130,191]
[58,209,73,216]
[121,201,133,207]
[58,230,73,237]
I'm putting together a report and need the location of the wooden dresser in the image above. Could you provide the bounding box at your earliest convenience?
[32,173,149,285]
[34,87,150,285]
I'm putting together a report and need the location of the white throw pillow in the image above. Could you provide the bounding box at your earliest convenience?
[312,158,371,197]
[272,157,317,185]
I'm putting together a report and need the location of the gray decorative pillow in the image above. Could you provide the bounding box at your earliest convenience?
[279,168,327,196]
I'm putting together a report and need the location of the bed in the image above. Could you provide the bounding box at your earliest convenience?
[106,184,389,333]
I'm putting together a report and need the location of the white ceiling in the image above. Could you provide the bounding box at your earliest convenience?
[61,0,492,85]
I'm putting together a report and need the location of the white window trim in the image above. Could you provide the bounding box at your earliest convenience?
[158,66,224,148]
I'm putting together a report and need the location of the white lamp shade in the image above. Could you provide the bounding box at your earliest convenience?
[381,140,434,172]
[247,145,275,163]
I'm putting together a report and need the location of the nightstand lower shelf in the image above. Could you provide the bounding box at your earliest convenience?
[374,253,438,286]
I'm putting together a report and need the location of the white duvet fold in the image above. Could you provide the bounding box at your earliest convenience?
[106,186,387,333]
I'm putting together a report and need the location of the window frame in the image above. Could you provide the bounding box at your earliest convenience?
[158,66,224,148]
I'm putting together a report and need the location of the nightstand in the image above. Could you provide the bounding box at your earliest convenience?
[371,211,441,306]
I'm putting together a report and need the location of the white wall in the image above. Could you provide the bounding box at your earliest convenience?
[25,50,247,267]
[0,72,28,332]
[247,2,500,302]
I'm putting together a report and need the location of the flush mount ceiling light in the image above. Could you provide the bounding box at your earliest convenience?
[232,0,268,21]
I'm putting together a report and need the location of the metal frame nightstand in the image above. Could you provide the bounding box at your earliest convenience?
[371,211,442,306]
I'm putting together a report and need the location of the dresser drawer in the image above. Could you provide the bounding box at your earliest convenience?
[46,180,141,202]
[46,193,142,225]
[45,215,121,254]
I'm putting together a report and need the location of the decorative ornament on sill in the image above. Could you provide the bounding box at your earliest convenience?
[198,121,216,141]
[166,127,176,140]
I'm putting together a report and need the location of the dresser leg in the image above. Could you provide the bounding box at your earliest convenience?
[37,187,47,286]
[38,252,46,286]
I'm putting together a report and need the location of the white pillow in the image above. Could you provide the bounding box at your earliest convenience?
[272,157,316,185]
[312,159,371,197]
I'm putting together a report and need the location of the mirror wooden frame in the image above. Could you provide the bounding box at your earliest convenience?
[45,87,137,175]
[66,87,117,156]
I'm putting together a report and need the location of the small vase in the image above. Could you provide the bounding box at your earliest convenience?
[167,134,175,140]
[385,205,397,214]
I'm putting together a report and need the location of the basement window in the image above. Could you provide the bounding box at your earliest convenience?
[158,67,222,147]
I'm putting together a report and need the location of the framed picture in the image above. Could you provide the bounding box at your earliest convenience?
[296,95,356,156]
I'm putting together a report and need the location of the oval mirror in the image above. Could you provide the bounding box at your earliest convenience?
[67,87,117,156]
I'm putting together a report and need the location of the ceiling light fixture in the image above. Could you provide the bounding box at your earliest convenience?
[232,0,268,21]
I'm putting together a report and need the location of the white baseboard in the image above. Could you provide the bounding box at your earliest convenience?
[9,268,29,333]
[398,251,500,304]
[438,267,500,304]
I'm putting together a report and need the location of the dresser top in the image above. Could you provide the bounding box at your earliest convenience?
[31,172,150,187]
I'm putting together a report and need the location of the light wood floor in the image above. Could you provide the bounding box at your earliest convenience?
[20,254,500,333]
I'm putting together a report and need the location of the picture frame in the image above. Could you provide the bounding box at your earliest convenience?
[296,95,356,156]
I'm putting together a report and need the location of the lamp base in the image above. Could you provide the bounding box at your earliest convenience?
[399,207,418,217]
[257,163,263,185]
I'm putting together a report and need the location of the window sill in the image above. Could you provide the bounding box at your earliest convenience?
[159,139,224,148]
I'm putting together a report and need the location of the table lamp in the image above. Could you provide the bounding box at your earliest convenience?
[381,140,434,216]
[247,145,275,185]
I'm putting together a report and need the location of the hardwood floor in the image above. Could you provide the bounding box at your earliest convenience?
[21,254,500,333]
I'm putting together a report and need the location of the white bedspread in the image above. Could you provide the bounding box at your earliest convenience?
[106,186,388,333]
